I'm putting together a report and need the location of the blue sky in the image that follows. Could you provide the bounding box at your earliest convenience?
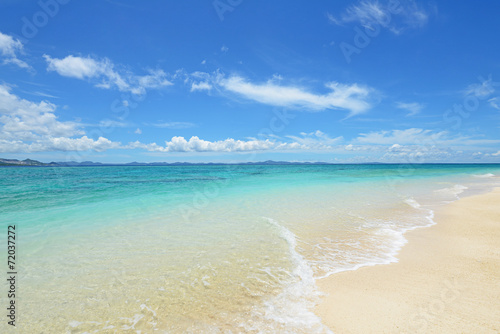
[0,0,499,163]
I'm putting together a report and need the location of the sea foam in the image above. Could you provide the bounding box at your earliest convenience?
[241,217,333,333]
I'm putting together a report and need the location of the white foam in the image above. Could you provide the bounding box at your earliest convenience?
[243,217,333,333]
[314,208,436,280]
[473,173,495,178]
[120,314,144,330]
[69,320,82,328]
[434,184,468,199]
[404,197,421,209]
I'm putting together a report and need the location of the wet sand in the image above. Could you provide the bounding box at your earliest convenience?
[315,187,500,333]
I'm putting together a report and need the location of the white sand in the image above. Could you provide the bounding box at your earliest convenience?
[315,188,500,333]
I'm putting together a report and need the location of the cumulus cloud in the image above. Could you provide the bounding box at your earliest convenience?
[328,0,430,34]
[0,85,120,153]
[127,136,276,153]
[395,101,424,116]
[44,54,172,95]
[125,130,346,153]
[0,31,30,69]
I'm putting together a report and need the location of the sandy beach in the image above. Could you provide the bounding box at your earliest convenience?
[315,187,500,334]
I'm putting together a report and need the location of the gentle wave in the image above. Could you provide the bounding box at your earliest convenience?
[473,173,495,178]
[434,184,468,199]
[248,217,333,334]
[314,199,436,280]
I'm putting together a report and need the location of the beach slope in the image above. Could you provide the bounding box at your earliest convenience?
[315,188,500,333]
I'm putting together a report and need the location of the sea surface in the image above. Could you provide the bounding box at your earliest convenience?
[1,164,500,333]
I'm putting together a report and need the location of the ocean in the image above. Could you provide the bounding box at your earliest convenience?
[1,164,499,333]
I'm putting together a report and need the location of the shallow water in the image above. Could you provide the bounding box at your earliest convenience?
[1,164,499,333]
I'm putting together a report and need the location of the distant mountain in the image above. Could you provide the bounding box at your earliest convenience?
[1,158,340,167]
[0,158,58,166]
[2,158,498,167]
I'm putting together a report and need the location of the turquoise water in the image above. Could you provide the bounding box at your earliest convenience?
[1,164,500,333]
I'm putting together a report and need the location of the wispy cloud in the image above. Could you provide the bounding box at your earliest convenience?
[190,81,212,92]
[0,31,30,70]
[98,119,129,128]
[355,128,500,147]
[148,121,197,129]
[395,101,424,116]
[44,55,173,95]
[463,75,498,98]
[31,91,59,99]
[285,130,344,149]
[329,0,430,34]
[488,97,500,110]
[218,75,375,115]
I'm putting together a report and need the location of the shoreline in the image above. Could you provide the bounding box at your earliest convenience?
[315,187,500,333]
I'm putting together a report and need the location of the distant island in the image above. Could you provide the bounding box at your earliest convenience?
[2,158,499,167]
[0,157,344,167]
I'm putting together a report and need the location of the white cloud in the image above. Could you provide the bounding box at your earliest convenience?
[0,84,120,153]
[356,128,447,145]
[149,121,197,129]
[190,81,212,92]
[329,0,429,34]
[0,84,81,140]
[395,101,424,116]
[219,75,374,115]
[221,45,229,53]
[355,128,500,147]
[0,136,118,153]
[0,31,30,69]
[464,76,498,98]
[285,130,344,149]
[488,97,500,110]
[98,119,129,128]
[128,136,276,153]
[381,144,453,162]
[185,71,375,115]
[492,150,500,156]
[44,55,172,94]
[125,130,347,153]
[135,128,142,134]
[44,54,103,79]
